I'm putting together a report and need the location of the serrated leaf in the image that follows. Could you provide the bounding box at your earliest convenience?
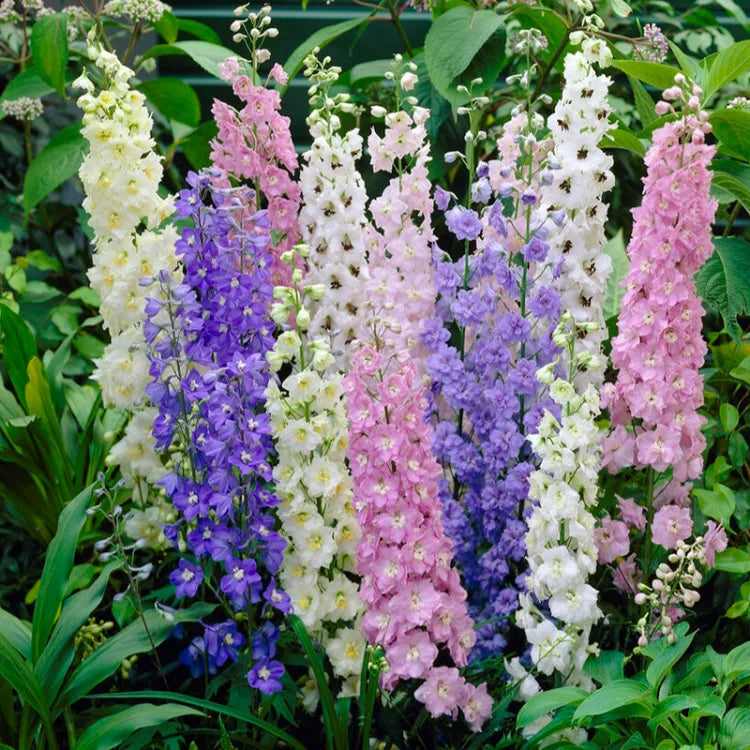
[711,162,750,216]
[142,41,243,80]
[138,78,201,127]
[602,126,646,156]
[711,109,750,163]
[23,124,87,217]
[628,76,657,127]
[176,19,221,45]
[696,237,750,344]
[30,14,68,96]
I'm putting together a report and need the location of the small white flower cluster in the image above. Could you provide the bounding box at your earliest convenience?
[299,53,369,364]
[516,318,604,689]
[267,252,365,696]
[545,47,615,390]
[1,96,43,121]
[76,41,175,496]
[102,0,170,24]
[634,538,705,647]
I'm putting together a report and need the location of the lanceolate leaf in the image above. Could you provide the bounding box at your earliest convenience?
[142,41,242,80]
[30,13,69,96]
[703,39,750,101]
[610,60,683,90]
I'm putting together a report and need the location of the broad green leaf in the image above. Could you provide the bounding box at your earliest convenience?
[728,432,748,467]
[75,704,204,750]
[720,403,740,432]
[611,0,632,16]
[24,281,61,303]
[704,40,750,101]
[425,7,506,107]
[142,41,242,80]
[154,10,178,43]
[281,17,369,89]
[694,485,735,524]
[719,707,750,750]
[711,162,750,216]
[179,120,218,171]
[572,680,651,721]
[138,78,201,127]
[628,76,657,127]
[31,486,92,662]
[668,41,702,82]
[30,14,68,96]
[711,109,750,163]
[646,630,695,687]
[0,232,12,273]
[4,264,25,294]
[610,60,682,90]
[0,305,38,403]
[714,547,750,574]
[647,695,697,735]
[726,640,750,675]
[57,602,214,709]
[0,608,31,659]
[349,59,391,88]
[602,126,646,156]
[584,650,625,685]
[517,687,587,728]
[87,691,307,750]
[23,124,87,217]
[68,286,100,308]
[0,68,54,121]
[603,229,629,320]
[696,237,750,344]
[176,18,222,45]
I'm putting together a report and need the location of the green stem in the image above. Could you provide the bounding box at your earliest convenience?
[723,200,741,237]
[63,708,77,747]
[23,119,33,165]
[386,0,414,57]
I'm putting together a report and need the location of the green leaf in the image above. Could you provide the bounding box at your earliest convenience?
[30,13,69,96]
[711,162,750,216]
[572,680,651,721]
[281,17,368,89]
[176,19,222,45]
[611,0,632,16]
[87,691,307,750]
[668,41,702,82]
[0,632,54,736]
[349,59,391,88]
[142,41,242,80]
[646,630,695,687]
[704,40,750,101]
[4,264,26,294]
[138,78,201,127]
[424,7,506,107]
[584,650,625,685]
[647,695,698,735]
[628,76,657,127]
[726,639,750,675]
[517,687,587,728]
[714,548,750,574]
[179,120,218,171]
[728,432,748,467]
[603,229,629,320]
[696,237,750,344]
[57,602,214,709]
[0,67,54,121]
[720,403,740,432]
[0,232,11,273]
[68,286,100,308]
[26,249,61,272]
[31,486,92,662]
[75,704,204,750]
[0,305,38,403]
[711,109,750,163]
[610,60,682,90]
[23,124,87,218]
[602,126,646,156]
[694,485,735,524]
[719,707,750,750]
[0,608,32,659]
[25,281,62,303]
[154,10,179,43]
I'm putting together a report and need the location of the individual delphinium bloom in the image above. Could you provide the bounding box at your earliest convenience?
[209,4,300,285]
[265,244,365,697]
[364,56,437,362]
[297,52,369,364]
[543,40,615,390]
[75,40,177,502]
[516,315,604,690]
[144,172,289,694]
[424,49,563,659]
[345,343,491,730]
[600,77,728,632]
